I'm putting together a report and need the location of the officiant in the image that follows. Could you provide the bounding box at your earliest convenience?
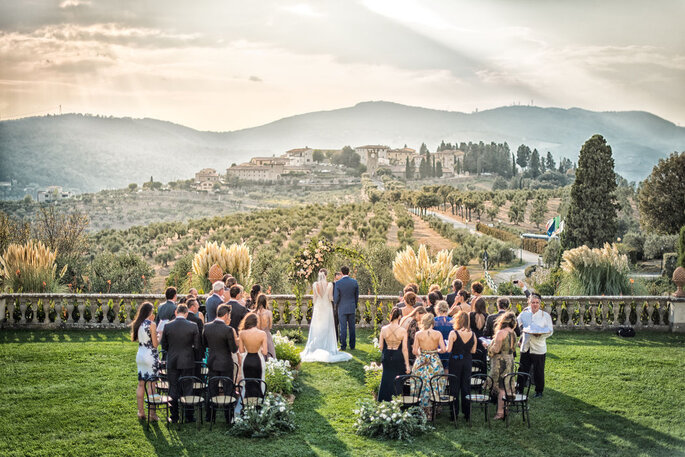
[517,292,553,398]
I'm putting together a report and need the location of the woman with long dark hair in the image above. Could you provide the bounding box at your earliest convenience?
[255,294,275,358]
[377,307,410,401]
[246,284,261,310]
[131,302,159,421]
[238,313,267,397]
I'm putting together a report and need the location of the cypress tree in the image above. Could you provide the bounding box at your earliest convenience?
[436,161,443,178]
[562,134,619,249]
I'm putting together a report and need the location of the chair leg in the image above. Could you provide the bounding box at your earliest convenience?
[505,404,509,427]
[452,402,458,428]
[485,402,490,427]
[468,402,472,427]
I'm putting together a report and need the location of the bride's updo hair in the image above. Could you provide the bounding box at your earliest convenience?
[317,269,328,283]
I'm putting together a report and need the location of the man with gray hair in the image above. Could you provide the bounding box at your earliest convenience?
[205,281,225,323]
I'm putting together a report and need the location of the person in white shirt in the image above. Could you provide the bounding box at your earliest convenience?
[517,292,553,398]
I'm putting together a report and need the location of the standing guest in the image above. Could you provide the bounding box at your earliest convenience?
[395,285,415,308]
[470,282,484,301]
[333,266,359,351]
[400,305,426,366]
[155,287,178,324]
[225,276,238,289]
[246,284,261,311]
[254,294,275,359]
[401,291,416,318]
[449,290,471,316]
[161,304,202,424]
[484,297,521,338]
[186,299,204,334]
[332,271,343,341]
[446,311,477,422]
[188,288,199,299]
[237,285,247,306]
[486,312,518,420]
[433,301,453,372]
[469,296,489,366]
[426,291,442,315]
[411,313,447,414]
[428,284,442,295]
[377,307,410,402]
[132,302,159,421]
[203,304,239,422]
[238,313,268,398]
[446,280,463,307]
[178,296,188,305]
[205,281,225,323]
[227,285,249,333]
[517,293,553,398]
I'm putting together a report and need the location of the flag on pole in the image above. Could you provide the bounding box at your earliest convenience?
[484,271,498,293]
[552,220,564,237]
[546,216,560,237]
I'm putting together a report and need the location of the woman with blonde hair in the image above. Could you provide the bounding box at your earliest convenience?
[254,294,275,359]
[486,311,518,420]
[446,311,477,422]
[411,313,447,414]
[433,300,453,372]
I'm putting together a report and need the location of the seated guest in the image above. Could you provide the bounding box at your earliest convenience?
[254,294,275,359]
[486,312,518,420]
[131,302,159,421]
[426,291,442,315]
[203,304,239,421]
[227,285,249,333]
[411,313,447,415]
[484,297,521,338]
[446,311,477,421]
[238,314,268,398]
[161,304,202,424]
[469,297,489,366]
[433,301,453,372]
[155,287,178,324]
[377,307,410,402]
[205,281,225,323]
[449,290,471,316]
[446,279,463,307]
[400,303,426,365]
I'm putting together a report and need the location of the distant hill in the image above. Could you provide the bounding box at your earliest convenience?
[2,102,684,192]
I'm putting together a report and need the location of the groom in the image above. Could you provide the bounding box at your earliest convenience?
[334,266,359,350]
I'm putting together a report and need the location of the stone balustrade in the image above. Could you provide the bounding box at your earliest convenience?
[1,293,684,332]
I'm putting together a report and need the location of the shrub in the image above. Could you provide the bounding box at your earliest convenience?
[558,243,630,295]
[496,281,524,296]
[230,393,296,438]
[663,253,678,279]
[264,359,295,395]
[678,226,685,268]
[277,328,305,344]
[273,332,301,367]
[354,399,431,441]
[90,252,153,293]
[542,239,562,268]
[0,241,65,292]
[522,238,547,255]
[622,231,645,261]
[643,234,678,260]
[165,252,194,288]
[476,223,519,243]
[363,362,383,396]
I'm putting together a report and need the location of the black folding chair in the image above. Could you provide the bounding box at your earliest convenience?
[393,375,422,409]
[178,376,205,429]
[466,373,493,427]
[470,360,487,389]
[238,378,267,411]
[428,374,458,428]
[143,377,170,430]
[207,376,239,429]
[503,372,531,428]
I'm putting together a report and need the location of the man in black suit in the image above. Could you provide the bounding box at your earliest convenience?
[446,279,463,307]
[484,297,521,338]
[186,298,205,378]
[161,304,202,423]
[332,271,343,341]
[203,304,239,421]
[204,281,225,323]
[155,287,178,324]
[226,285,248,331]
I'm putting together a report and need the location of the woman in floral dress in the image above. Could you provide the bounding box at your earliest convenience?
[131,302,160,420]
[411,313,447,414]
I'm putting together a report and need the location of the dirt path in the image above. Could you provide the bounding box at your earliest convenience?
[411,214,457,252]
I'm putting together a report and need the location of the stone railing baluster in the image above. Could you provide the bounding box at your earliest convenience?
[300,299,309,326]
[89,300,98,325]
[18,297,27,324]
[124,301,133,325]
[42,299,50,324]
[7,297,16,325]
[0,297,5,324]
[77,298,86,324]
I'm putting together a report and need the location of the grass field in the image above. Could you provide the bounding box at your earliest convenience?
[1,329,684,457]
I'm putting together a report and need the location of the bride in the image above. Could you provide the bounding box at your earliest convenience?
[300,269,352,363]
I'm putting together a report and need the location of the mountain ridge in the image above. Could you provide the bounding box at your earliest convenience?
[1,101,684,192]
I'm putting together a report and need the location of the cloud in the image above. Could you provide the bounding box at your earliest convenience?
[59,0,92,9]
[249,75,262,82]
[281,4,324,17]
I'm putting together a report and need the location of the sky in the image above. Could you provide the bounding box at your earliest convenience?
[0,0,683,131]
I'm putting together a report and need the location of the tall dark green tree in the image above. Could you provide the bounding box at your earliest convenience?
[529,149,541,178]
[637,151,685,234]
[420,143,428,155]
[432,156,436,177]
[405,157,415,180]
[562,134,619,249]
[436,160,443,178]
[545,151,555,171]
[512,153,517,176]
[419,158,428,179]
[516,144,531,169]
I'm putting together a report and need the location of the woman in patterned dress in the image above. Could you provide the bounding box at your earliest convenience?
[486,311,517,420]
[131,302,160,420]
[411,313,447,415]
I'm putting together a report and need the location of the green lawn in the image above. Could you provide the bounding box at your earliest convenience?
[1,329,684,457]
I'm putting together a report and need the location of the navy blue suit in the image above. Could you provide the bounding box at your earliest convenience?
[204,293,224,323]
[334,275,359,350]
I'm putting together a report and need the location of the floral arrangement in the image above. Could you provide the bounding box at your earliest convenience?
[230,393,296,438]
[0,240,67,292]
[559,243,631,295]
[363,362,383,397]
[354,398,431,441]
[289,239,334,284]
[265,358,295,395]
[191,241,252,285]
[273,332,301,367]
[392,244,461,294]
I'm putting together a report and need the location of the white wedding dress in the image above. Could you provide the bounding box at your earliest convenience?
[300,281,352,363]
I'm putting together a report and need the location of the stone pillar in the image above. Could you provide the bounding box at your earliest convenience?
[669,298,685,333]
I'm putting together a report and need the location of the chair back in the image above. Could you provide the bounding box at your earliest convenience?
[144,376,168,405]
[429,374,457,404]
[467,373,493,401]
[178,375,205,405]
[393,375,422,406]
[503,372,531,401]
[472,359,486,374]
[208,376,237,407]
[239,378,268,408]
